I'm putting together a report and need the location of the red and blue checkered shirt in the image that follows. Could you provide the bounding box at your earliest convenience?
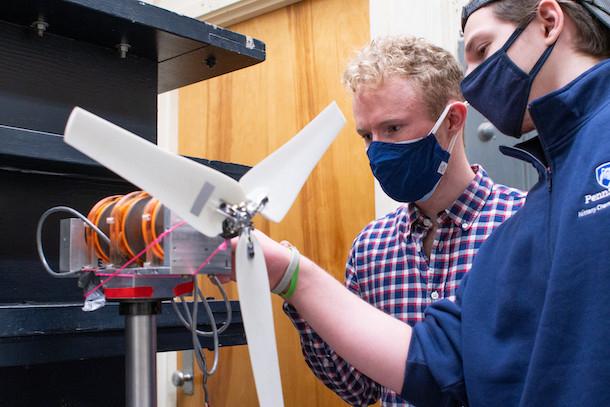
[284,166,526,406]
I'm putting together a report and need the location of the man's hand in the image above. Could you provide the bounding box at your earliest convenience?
[216,230,292,291]
[214,229,412,394]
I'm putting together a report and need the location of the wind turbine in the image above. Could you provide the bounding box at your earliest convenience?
[64,102,346,406]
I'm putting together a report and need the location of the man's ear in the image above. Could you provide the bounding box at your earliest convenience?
[447,102,468,136]
[537,0,564,46]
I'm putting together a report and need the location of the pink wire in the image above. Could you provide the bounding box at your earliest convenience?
[84,220,187,299]
[193,240,229,274]
[94,273,185,278]
[94,241,228,278]
[84,222,231,299]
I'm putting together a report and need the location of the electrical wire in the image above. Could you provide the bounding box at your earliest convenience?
[36,206,110,278]
[171,275,232,336]
[209,275,233,331]
[172,284,221,374]
[191,279,219,373]
[170,274,233,406]
[192,277,217,406]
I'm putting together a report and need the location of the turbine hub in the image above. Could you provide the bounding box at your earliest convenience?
[218,196,268,240]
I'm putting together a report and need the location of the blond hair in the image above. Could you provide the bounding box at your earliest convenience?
[342,36,464,119]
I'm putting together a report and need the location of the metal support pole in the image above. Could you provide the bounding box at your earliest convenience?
[121,301,161,407]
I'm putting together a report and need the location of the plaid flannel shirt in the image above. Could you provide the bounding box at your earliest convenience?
[284,166,526,406]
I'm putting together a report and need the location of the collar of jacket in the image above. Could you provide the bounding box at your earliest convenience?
[529,58,610,154]
[500,58,610,176]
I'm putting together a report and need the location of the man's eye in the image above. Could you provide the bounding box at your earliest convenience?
[476,43,489,58]
[387,125,401,134]
[360,133,372,142]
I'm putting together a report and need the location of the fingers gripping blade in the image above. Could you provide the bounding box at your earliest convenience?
[235,232,284,406]
[64,107,246,237]
[239,101,346,223]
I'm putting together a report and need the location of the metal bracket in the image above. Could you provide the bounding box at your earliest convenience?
[218,196,268,241]
[172,350,194,395]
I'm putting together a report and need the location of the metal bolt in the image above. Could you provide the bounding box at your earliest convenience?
[117,42,131,59]
[31,19,49,37]
[171,371,194,387]
[205,55,217,68]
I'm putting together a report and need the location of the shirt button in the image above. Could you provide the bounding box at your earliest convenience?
[430,290,439,300]
[461,222,469,230]
[422,218,433,228]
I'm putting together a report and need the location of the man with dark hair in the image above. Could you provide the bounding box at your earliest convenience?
[228,0,610,405]
[399,1,610,404]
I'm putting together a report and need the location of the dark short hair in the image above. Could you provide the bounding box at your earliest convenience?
[463,0,610,58]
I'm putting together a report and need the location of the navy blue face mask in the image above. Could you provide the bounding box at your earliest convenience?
[461,24,556,138]
[367,104,458,203]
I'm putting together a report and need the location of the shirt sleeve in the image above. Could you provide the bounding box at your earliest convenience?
[400,275,469,407]
[282,247,380,405]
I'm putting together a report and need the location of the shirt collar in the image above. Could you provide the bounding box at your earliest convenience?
[406,165,493,231]
[445,165,492,230]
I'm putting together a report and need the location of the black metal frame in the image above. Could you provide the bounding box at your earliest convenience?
[0,1,264,404]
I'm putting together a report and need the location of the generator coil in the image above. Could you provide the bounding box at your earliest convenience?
[142,197,165,261]
[87,192,168,265]
[86,195,121,263]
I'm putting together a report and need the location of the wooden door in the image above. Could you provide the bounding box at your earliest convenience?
[178,0,373,405]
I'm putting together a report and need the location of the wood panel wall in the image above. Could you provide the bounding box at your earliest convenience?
[177,0,372,405]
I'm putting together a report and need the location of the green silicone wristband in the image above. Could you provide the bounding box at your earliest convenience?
[280,261,300,300]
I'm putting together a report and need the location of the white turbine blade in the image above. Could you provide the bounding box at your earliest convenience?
[235,232,284,407]
[64,107,245,237]
[239,101,346,222]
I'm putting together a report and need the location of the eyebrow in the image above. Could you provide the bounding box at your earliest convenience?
[464,34,479,55]
[464,28,492,57]
[356,128,369,137]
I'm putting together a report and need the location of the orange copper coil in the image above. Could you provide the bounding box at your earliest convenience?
[141,197,165,261]
[86,195,122,263]
[110,191,152,264]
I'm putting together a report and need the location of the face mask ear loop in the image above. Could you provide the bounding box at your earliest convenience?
[431,104,453,135]
[431,103,458,152]
[447,129,460,154]
[503,26,527,52]
[446,101,469,154]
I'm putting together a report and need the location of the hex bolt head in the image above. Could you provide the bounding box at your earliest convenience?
[31,19,49,37]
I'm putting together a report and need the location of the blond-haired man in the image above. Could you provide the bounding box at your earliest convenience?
[281,36,525,406]
[243,1,610,405]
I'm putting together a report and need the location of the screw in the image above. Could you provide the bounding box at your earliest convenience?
[205,55,217,68]
[117,42,131,59]
[31,19,49,37]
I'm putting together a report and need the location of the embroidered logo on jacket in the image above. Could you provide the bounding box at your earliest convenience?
[596,162,610,189]
[579,162,610,218]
